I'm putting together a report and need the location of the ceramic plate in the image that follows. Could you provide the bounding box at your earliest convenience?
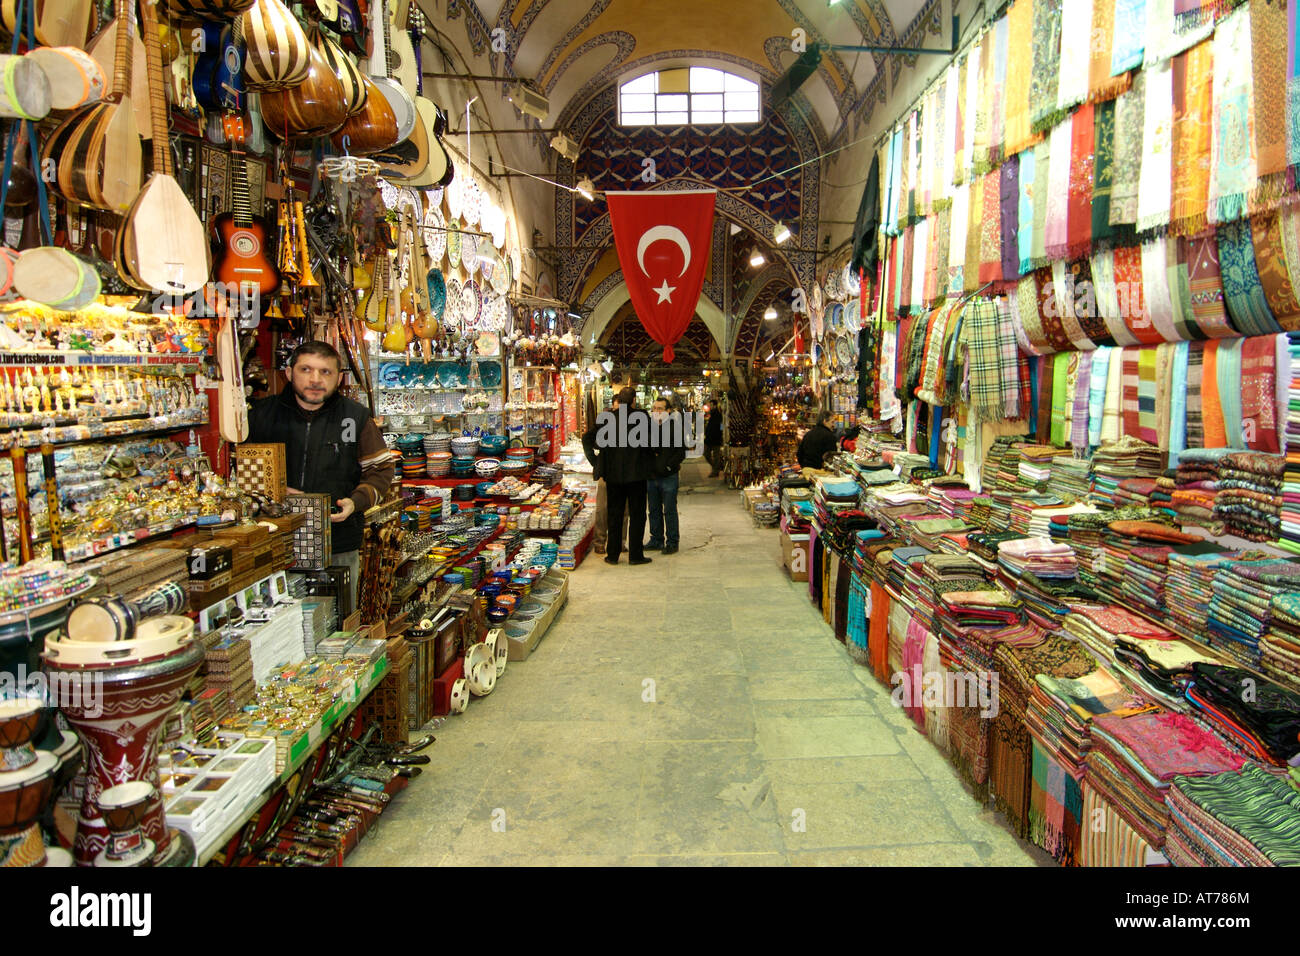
[423,204,446,265]
[427,268,446,321]
[463,177,481,227]
[811,282,823,315]
[825,268,842,301]
[492,210,506,249]
[845,299,861,334]
[836,336,853,369]
[445,168,464,220]
[826,302,843,330]
[460,230,479,272]
[377,363,403,387]
[445,277,463,332]
[479,360,502,388]
[446,223,461,272]
[490,252,509,295]
[844,263,861,297]
[461,278,482,328]
[379,178,399,210]
[425,185,443,210]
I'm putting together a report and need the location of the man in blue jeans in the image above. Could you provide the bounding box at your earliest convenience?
[646,397,687,555]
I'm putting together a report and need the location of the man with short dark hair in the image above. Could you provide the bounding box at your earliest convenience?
[583,386,653,566]
[704,398,723,478]
[247,341,395,610]
[796,409,839,471]
[647,396,686,555]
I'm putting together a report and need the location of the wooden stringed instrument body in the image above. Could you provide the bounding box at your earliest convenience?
[258,33,346,138]
[216,305,250,443]
[360,252,389,333]
[85,0,151,138]
[210,116,280,297]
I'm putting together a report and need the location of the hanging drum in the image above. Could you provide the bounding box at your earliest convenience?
[164,0,257,19]
[238,0,310,91]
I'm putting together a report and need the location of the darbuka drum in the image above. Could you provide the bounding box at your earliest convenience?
[96,781,154,866]
[44,615,202,866]
[0,698,62,867]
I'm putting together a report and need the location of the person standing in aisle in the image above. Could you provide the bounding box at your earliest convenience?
[646,396,686,555]
[247,341,395,611]
[583,386,653,565]
[704,398,723,478]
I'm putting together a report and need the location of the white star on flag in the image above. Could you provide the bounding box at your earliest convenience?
[653,279,675,303]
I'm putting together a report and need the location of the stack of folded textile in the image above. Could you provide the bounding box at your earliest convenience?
[1215,452,1286,542]
[927,484,978,521]
[1164,765,1300,866]
[936,589,1024,627]
[984,490,1019,532]
[987,440,1023,492]
[1206,560,1300,668]
[1017,445,1057,490]
[899,515,970,551]
[885,545,932,596]
[1013,573,1101,629]
[1184,663,1300,766]
[996,537,1078,583]
[1098,521,1203,614]
[1110,478,1161,509]
[1060,604,1175,667]
[1082,711,1247,864]
[1262,593,1300,691]
[1165,550,1271,641]
[1051,455,1092,501]
[1280,425,1300,550]
[1007,493,1068,535]
[891,453,934,481]
[868,487,931,532]
[1091,438,1164,504]
[1172,448,1230,534]
[1111,637,1225,711]
[965,529,1027,574]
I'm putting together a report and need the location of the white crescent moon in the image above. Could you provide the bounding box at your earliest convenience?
[636,226,691,277]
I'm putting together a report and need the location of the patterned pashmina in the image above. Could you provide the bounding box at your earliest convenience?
[1068,103,1096,260]
[1186,233,1237,338]
[1138,347,1160,442]
[1185,340,1206,446]
[972,33,994,176]
[1051,351,1070,444]
[965,171,985,292]
[1156,342,1174,447]
[1031,140,1051,266]
[1112,0,1149,75]
[1052,259,1097,349]
[1018,147,1038,274]
[1170,40,1214,236]
[933,79,949,208]
[1092,99,1117,248]
[948,182,969,296]
[1142,0,1177,65]
[1114,244,1163,344]
[1217,336,1244,447]
[1166,235,1201,341]
[1057,0,1094,113]
[919,95,935,217]
[1122,348,1142,435]
[1140,239,1182,342]
[1089,347,1113,446]
[980,171,1004,283]
[1170,340,1190,462]
[1034,266,1073,351]
[1219,217,1283,335]
[1001,156,1021,281]
[1006,0,1036,154]
[917,303,956,405]
[1071,350,1095,448]
[1255,211,1300,330]
[931,204,952,305]
[900,224,914,316]
[1045,116,1073,260]
[1017,273,1055,352]
[1289,0,1300,175]
[912,218,930,312]
[888,128,905,235]
[965,297,1011,420]
[1209,5,1256,224]
[1251,0,1290,208]
[1030,0,1063,134]
[1241,333,1281,452]
[1089,0,1132,102]
[1110,70,1145,229]
[990,15,1010,166]
[1009,283,1046,356]
[997,295,1023,418]
[1092,248,1142,345]
[1202,340,1226,446]
[1071,256,1113,345]
[943,61,961,189]
[1137,59,1174,236]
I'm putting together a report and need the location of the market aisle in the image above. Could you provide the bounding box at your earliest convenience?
[348,475,1051,866]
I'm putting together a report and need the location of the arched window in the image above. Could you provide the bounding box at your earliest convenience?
[618,67,761,127]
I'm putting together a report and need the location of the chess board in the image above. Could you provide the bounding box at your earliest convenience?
[285,493,332,570]
[234,443,287,502]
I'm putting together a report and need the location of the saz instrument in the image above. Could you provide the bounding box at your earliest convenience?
[1,0,92,48]
[314,25,366,116]
[42,0,142,212]
[85,0,151,138]
[238,0,309,91]
[210,115,280,297]
[115,0,211,295]
[408,203,438,343]
[258,28,346,138]
[360,250,390,333]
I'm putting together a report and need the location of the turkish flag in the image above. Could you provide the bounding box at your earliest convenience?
[606,189,716,363]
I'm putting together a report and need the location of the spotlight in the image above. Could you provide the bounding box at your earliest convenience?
[764,306,777,320]
[549,133,580,163]
[750,250,766,268]
[773,222,791,244]
[575,177,595,201]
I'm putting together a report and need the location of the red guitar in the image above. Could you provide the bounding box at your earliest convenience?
[210,116,280,299]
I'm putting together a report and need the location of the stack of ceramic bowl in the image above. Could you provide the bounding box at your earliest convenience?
[426,431,452,455]
[475,457,500,479]
[398,435,427,478]
[450,455,476,477]
[479,434,509,456]
[427,451,452,477]
[453,483,478,503]
[499,458,530,477]
[451,435,480,458]
[505,447,535,467]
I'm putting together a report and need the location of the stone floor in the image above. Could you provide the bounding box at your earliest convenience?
[348,459,1052,866]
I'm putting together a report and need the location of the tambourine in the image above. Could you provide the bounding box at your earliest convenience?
[449,678,469,713]
[26,47,105,110]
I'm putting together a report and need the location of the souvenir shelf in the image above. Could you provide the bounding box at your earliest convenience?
[370,351,507,436]
[506,363,560,464]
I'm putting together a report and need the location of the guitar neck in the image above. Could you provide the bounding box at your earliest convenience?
[231,150,252,226]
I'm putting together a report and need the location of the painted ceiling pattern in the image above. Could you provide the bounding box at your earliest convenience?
[600,305,718,366]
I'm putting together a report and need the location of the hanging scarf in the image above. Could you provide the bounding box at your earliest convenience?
[1186,233,1237,338]
[1201,340,1226,446]
[1251,0,1290,210]
[989,16,1010,167]
[1036,266,1074,351]
[1071,350,1095,447]
[1103,347,1125,441]
[919,96,934,218]
[918,304,956,404]
[964,296,1012,421]
[1170,40,1214,237]
[880,323,902,424]
[961,50,980,184]
[1001,155,1021,281]
[1006,0,1037,154]
[931,204,952,305]
[1057,0,1094,113]
[1018,147,1037,274]
[1052,259,1097,350]
[1241,333,1281,452]
[1281,201,1300,312]
[1092,248,1142,345]
[1155,342,1175,448]
[972,33,994,177]
[997,295,1023,418]
[1254,212,1300,330]
[1217,336,1245,447]
[1218,217,1283,335]
[965,171,986,293]
[1110,69,1145,230]
[887,128,905,235]
[1114,244,1164,344]
[1050,351,1070,444]
[1185,340,1205,447]
[1089,0,1132,102]
[1071,255,1112,345]
[1140,239,1182,342]
[912,217,930,313]
[948,182,969,296]
[925,206,945,307]
[1017,272,1056,353]
[1031,140,1051,267]
[1137,59,1174,236]
[903,112,917,223]
[1166,235,1201,341]
[1174,0,1228,34]
[1045,115,1074,260]
[1142,0,1175,66]
[1112,0,1149,75]
[932,80,948,210]
[1169,341,1190,465]
[1089,347,1113,447]
[900,224,915,316]
[1030,0,1064,134]
[1068,102,1096,260]
[1209,5,1256,225]
[1287,0,1300,177]
[980,171,1004,284]
[1010,282,1046,356]
[1137,347,1160,442]
[943,62,961,191]
[1122,348,1143,436]
[1092,99,1117,248]
[894,231,906,316]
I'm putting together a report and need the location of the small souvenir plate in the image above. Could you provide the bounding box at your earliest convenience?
[460,230,479,272]
[423,203,446,265]
[461,278,483,328]
[446,222,462,270]
[445,168,464,220]
[463,177,481,227]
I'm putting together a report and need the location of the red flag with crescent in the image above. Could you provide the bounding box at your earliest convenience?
[606,189,716,363]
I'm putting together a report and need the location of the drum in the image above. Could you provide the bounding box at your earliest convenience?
[0,596,81,753]
[44,616,203,866]
[0,698,61,867]
[95,781,155,866]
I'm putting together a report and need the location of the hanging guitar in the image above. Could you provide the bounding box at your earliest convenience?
[211,115,281,300]
[216,300,250,442]
[191,21,245,113]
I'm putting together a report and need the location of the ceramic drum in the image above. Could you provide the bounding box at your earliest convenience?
[0,698,61,867]
[43,615,203,866]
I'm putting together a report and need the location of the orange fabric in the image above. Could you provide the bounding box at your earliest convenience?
[1201,341,1226,447]
[870,582,891,683]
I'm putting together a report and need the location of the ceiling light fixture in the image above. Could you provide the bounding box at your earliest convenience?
[575,177,595,201]
[549,133,580,163]
[773,222,791,244]
[750,250,766,268]
[764,306,778,320]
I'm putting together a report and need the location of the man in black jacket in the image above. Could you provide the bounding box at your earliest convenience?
[797,410,839,471]
[704,399,723,478]
[646,396,687,555]
[247,341,395,610]
[583,386,653,566]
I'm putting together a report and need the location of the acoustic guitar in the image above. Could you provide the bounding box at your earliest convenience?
[211,115,280,297]
[191,22,245,112]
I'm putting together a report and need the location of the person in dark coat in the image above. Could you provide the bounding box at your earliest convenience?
[704,399,723,477]
[583,386,654,565]
[796,410,839,471]
[646,396,687,554]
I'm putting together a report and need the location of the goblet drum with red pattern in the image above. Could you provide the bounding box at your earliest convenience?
[96,781,155,866]
[0,698,71,866]
[43,615,202,867]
